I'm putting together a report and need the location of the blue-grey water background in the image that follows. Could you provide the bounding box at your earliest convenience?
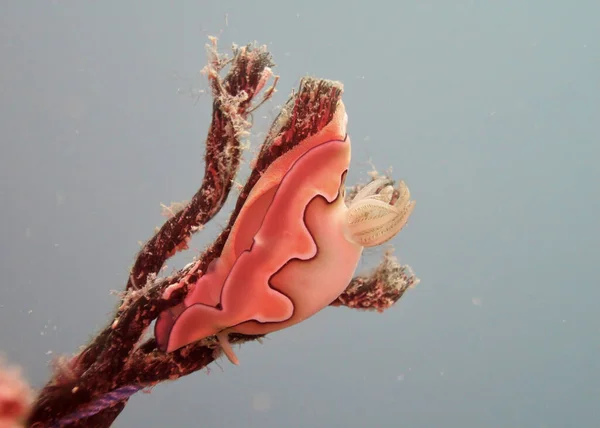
[1,1,598,427]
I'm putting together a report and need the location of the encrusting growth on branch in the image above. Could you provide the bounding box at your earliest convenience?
[21,39,419,428]
[330,249,419,312]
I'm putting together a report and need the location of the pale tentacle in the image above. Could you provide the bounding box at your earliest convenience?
[351,177,393,201]
[217,332,239,365]
[368,185,394,204]
[394,180,411,208]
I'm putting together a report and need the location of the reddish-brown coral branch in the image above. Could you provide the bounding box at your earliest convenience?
[27,40,278,428]
[126,40,275,292]
[25,41,418,428]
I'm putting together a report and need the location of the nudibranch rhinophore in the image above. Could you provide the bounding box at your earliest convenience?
[155,101,415,364]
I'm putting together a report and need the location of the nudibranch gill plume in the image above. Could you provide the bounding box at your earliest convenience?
[155,101,415,364]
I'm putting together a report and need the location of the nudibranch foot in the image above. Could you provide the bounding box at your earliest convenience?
[346,179,415,247]
[216,332,239,365]
[164,304,226,353]
[155,306,185,352]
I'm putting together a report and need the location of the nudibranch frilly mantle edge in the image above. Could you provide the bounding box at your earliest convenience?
[155,101,415,364]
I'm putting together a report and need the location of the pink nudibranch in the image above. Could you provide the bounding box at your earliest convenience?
[155,101,415,364]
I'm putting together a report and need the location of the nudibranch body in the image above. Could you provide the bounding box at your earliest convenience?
[155,101,415,364]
